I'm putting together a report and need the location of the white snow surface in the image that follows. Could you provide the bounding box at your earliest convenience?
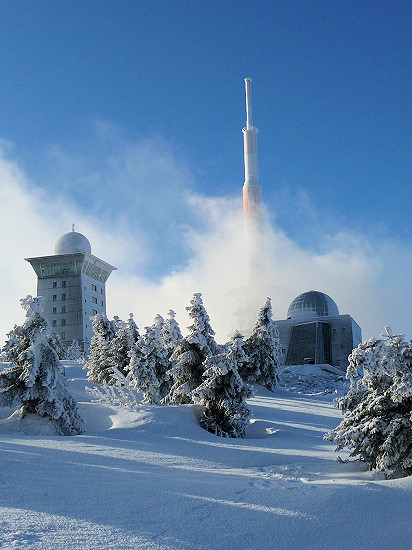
[0,361,411,550]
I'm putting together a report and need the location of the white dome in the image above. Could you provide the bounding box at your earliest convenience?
[55,231,91,255]
[287,291,339,321]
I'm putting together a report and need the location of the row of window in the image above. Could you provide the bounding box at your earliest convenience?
[52,319,66,327]
[91,284,104,294]
[53,306,66,314]
[53,280,67,288]
[53,294,66,301]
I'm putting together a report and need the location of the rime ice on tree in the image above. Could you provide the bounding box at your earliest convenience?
[244,298,281,391]
[86,314,116,384]
[326,328,412,476]
[193,336,252,438]
[165,293,218,404]
[0,296,85,435]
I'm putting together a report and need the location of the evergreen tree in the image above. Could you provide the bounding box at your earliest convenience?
[66,340,82,361]
[244,298,281,391]
[144,315,170,399]
[326,329,412,476]
[193,337,252,438]
[230,330,251,383]
[162,310,183,358]
[128,339,160,404]
[165,293,218,405]
[0,296,84,435]
[86,314,116,384]
[47,332,68,360]
[126,313,140,349]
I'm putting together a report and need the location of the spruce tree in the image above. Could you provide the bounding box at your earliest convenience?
[244,298,281,391]
[128,340,160,404]
[86,314,116,384]
[326,329,412,476]
[193,337,252,438]
[0,296,84,435]
[66,340,82,361]
[143,315,170,399]
[162,310,183,358]
[165,293,218,404]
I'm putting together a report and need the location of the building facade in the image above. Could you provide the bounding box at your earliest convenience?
[275,291,362,371]
[25,230,116,350]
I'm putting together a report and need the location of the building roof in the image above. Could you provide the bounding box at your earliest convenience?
[55,231,92,255]
[287,291,339,321]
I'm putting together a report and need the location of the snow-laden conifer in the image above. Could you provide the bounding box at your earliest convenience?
[0,296,84,435]
[66,340,83,361]
[143,315,170,399]
[165,293,218,404]
[86,314,116,384]
[162,310,183,358]
[128,339,160,404]
[326,328,412,476]
[193,335,252,437]
[244,298,281,391]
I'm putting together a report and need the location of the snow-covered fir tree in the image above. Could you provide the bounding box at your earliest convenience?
[86,314,116,384]
[143,315,170,399]
[192,336,252,438]
[165,293,218,405]
[0,296,84,435]
[243,298,281,391]
[326,328,412,476]
[162,310,183,359]
[126,313,140,349]
[66,340,82,361]
[229,330,251,383]
[128,339,160,404]
[47,332,67,360]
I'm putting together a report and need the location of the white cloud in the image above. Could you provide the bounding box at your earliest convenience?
[0,133,411,349]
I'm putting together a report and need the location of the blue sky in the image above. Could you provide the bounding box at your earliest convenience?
[0,1,411,341]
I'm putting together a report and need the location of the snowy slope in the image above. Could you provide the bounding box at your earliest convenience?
[0,362,411,550]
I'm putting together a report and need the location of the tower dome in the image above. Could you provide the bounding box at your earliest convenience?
[55,230,91,255]
[287,291,339,321]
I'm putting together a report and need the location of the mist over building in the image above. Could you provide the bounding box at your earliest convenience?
[239,79,362,370]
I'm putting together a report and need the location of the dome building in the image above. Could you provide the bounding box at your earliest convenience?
[25,228,116,351]
[275,291,362,370]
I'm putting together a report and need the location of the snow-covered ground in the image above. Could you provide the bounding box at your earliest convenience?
[0,362,411,550]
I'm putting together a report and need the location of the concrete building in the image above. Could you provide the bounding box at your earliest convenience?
[25,229,116,350]
[275,290,362,371]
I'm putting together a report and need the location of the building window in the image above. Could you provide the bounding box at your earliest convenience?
[53,295,57,301]
[341,327,346,335]
[52,320,57,327]
[62,319,66,326]
[62,294,66,301]
[92,309,97,315]
[53,307,57,314]
[61,332,66,339]
[92,297,97,304]
[332,328,337,335]
[62,306,66,314]
[101,300,104,307]
[92,284,97,292]
[62,280,67,288]
[101,288,103,294]
[53,281,57,288]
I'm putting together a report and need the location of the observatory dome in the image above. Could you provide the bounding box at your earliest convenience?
[55,231,92,255]
[287,291,339,321]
